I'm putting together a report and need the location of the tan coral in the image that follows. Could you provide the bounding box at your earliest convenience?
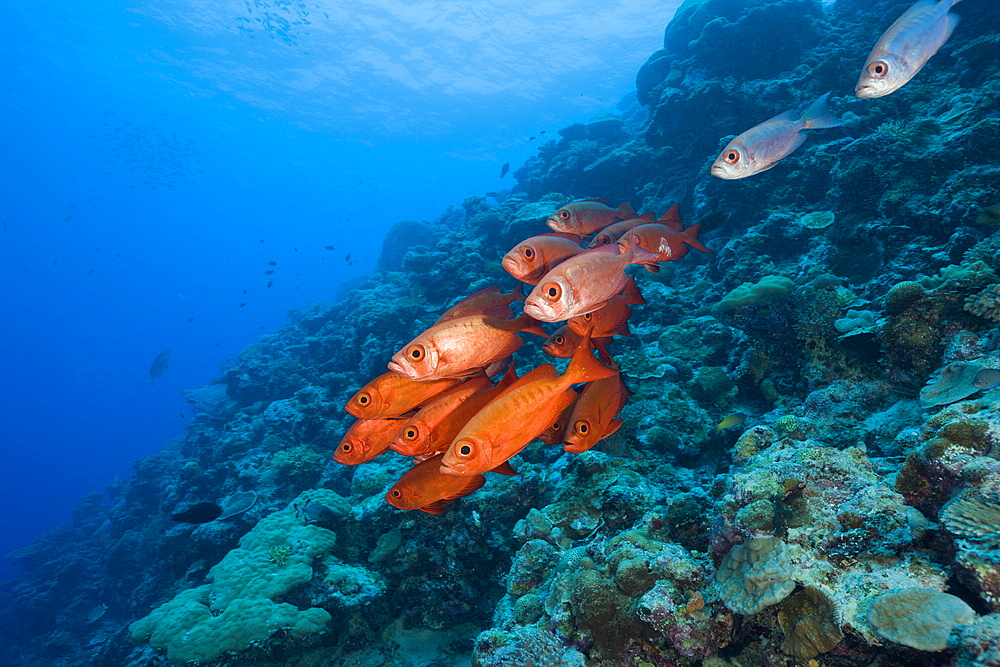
[941,492,1000,543]
[964,283,1000,322]
[867,587,976,651]
[715,537,796,615]
[778,586,843,659]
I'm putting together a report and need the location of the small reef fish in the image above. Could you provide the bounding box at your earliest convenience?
[563,372,630,454]
[502,234,584,285]
[539,395,579,445]
[440,333,616,477]
[325,245,335,250]
[587,211,659,248]
[973,368,1000,391]
[855,0,962,99]
[436,284,524,323]
[541,325,613,361]
[523,244,651,322]
[500,162,510,178]
[388,313,546,381]
[618,221,710,271]
[171,502,222,524]
[345,371,463,419]
[385,454,487,514]
[335,417,407,465]
[546,200,637,235]
[715,413,747,432]
[389,376,496,457]
[566,292,637,338]
[977,204,1000,225]
[86,604,108,623]
[146,349,171,386]
[710,92,840,180]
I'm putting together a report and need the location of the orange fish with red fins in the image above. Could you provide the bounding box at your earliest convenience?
[436,284,523,323]
[618,221,710,272]
[562,372,631,454]
[587,211,658,248]
[335,417,410,465]
[385,453,516,513]
[546,200,636,235]
[566,292,636,338]
[541,325,613,360]
[502,234,584,285]
[346,372,464,419]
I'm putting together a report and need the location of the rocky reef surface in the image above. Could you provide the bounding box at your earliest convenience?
[3,0,1000,665]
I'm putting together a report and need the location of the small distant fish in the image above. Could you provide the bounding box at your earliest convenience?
[267,280,273,288]
[500,162,510,178]
[345,253,351,262]
[86,604,108,623]
[259,238,264,243]
[187,317,194,323]
[267,261,277,266]
[711,92,840,180]
[242,289,248,294]
[715,413,747,432]
[977,204,1000,225]
[540,130,546,135]
[239,302,246,307]
[529,136,535,141]
[62,216,72,223]
[146,349,171,386]
[170,502,222,524]
[179,413,187,419]
[87,269,95,277]
[855,0,962,99]
[294,247,299,252]
[325,245,335,250]
[973,369,1000,391]
[485,192,499,198]
[264,270,275,275]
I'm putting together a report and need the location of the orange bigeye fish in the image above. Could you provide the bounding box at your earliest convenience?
[856,0,962,99]
[345,371,464,419]
[502,234,584,286]
[710,92,840,180]
[567,292,637,338]
[440,332,616,477]
[562,372,631,454]
[523,244,653,322]
[386,453,517,513]
[618,221,710,272]
[541,324,614,362]
[546,200,637,235]
[586,211,657,248]
[538,391,579,445]
[435,284,524,323]
[335,417,410,465]
[389,313,546,381]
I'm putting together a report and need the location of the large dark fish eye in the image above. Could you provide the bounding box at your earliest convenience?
[408,345,425,361]
[357,394,370,406]
[341,443,352,452]
[554,335,564,344]
[583,313,592,321]
[391,489,401,498]
[559,210,570,219]
[598,235,610,245]
[542,282,562,301]
[457,442,474,458]
[576,421,590,435]
[725,150,739,164]
[869,60,888,77]
[552,421,562,430]
[522,246,535,259]
[404,427,417,440]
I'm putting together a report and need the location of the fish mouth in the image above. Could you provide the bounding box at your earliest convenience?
[854,84,875,99]
[522,300,555,322]
[439,463,463,476]
[387,361,409,377]
[545,215,565,231]
[500,256,519,275]
[710,164,728,178]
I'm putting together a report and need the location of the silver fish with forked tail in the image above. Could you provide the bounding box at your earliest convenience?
[855,0,962,99]
[710,92,840,180]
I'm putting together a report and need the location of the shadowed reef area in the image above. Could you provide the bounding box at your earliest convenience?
[4,0,1000,665]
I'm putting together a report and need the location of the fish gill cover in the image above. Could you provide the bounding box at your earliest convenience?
[2,0,1000,665]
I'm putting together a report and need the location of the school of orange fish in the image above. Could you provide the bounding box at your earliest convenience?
[333,200,709,513]
[333,0,963,513]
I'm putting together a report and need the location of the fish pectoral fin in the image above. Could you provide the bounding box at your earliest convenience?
[604,418,624,437]
[489,461,518,476]
[420,501,450,514]
[442,475,487,502]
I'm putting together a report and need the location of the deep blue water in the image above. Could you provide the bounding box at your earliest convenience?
[0,0,679,581]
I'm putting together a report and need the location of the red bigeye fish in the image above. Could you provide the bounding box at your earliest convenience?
[435,284,524,323]
[389,313,546,381]
[386,453,517,513]
[541,324,614,362]
[562,372,631,454]
[335,417,409,465]
[501,234,584,285]
[710,92,840,180]
[618,221,710,272]
[523,245,652,322]
[440,332,616,477]
[345,372,464,419]
[566,292,636,338]
[586,211,657,248]
[856,0,962,99]
[546,200,636,235]
[538,391,579,444]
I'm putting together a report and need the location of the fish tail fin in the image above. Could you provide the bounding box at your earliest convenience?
[616,201,636,219]
[508,283,524,300]
[800,92,841,130]
[593,337,614,365]
[566,331,617,385]
[682,223,711,253]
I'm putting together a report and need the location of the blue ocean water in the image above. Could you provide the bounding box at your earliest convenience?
[0,0,679,582]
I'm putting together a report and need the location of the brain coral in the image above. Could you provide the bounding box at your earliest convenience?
[867,587,976,651]
[715,536,796,615]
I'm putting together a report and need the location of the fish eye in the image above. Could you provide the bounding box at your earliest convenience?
[404,427,418,440]
[559,210,570,220]
[542,282,562,301]
[552,421,562,430]
[408,345,425,361]
[583,313,592,321]
[554,335,564,344]
[456,442,474,458]
[391,489,401,498]
[869,60,888,78]
[357,394,370,406]
[598,235,610,245]
[522,246,535,259]
[575,421,590,435]
[725,150,739,164]
[340,443,352,452]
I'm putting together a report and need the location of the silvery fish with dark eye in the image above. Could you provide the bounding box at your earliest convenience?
[855,0,962,99]
[973,368,1000,391]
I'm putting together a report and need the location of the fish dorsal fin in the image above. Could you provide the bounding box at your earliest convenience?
[616,202,636,219]
[762,109,798,125]
[681,223,711,253]
[577,198,609,205]
[490,461,518,476]
[482,313,548,338]
[658,204,683,231]
[497,363,560,400]
[537,232,585,243]
[565,331,617,385]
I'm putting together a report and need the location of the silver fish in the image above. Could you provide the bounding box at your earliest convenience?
[973,368,1000,391]
[710,92,840,180]
[855,0,961,99]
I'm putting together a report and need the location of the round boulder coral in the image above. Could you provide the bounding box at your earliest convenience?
[867,587,976,651]
[715,537,796,615]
